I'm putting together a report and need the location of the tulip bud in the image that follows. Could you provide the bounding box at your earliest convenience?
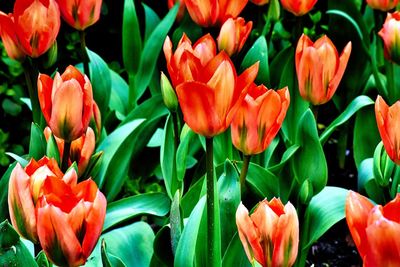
[280,0,318,16]
[299,179,313,205]
[373,141,395,187]
[367,0,398,11]
[379,12,400,65]
[161,72,178,111]
[217,17,252,57]
[56,0,103,30]
[0,12,25,61]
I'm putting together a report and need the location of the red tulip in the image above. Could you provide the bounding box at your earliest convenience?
[236,199,299,267]
[379,12,400,65]
[0,12,25,60]
[37,176,106,267]
[217,17,252,56]
[367,0,398,11]
[56,0,102,30]
[176,51,259,137]
[295,34,352,105]
[8,157,77,243]
[12,0,60,58]
[217,0,249,24]
[231,85,290,155]
[346,191,400,266]
[38,65,93,142]
[168,0,186,21]
[375,96,400,165]
[249,0,270,5]
[280,0,318,16]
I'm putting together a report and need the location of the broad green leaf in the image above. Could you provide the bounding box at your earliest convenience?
[170,190,183,255]
[109,70,129,117]
[213,129,239,165]
[244,162,280,199]
[103,193,170,232]
[46,134,60,165]
[181,177,205,217]
[122,95,168,126]
[241,36,270,86]
[100,240,127,267]
[269,46,292,88]
[123,0,142,74]
[268,144,300,173]
[143,3,161,43]
[0,163,16,222]
[5,153,28,167]
[320,95,374,145]
[176,126,196,182]
[35,251,51,267]
[29,123,45,160]
[152,226,174,266]
[222,233,251,267]
[357,158,384,203]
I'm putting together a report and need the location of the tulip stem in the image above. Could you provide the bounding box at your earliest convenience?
[172,111,180,150]
[239,155,251,194]
[62,141,71,172]
[310,105,319,122]
[23,59,41,125]
[79,30,90,80]
[385,61,396,103]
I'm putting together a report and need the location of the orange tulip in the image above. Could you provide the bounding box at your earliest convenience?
[231,85,290,155]
[250,0,270,5]
[163,33,216,87]
[217,17,252,56]
[8,157,77,243]
[217,0,249,24]
[176,51,259,137]
[346,191,400,266]
[11,0,60,58]
[56,0,102,30]
[37,176,106,267]
[280,0,318,16]
[375,96,400,164]
[367,0,398,11]
[0,12,25,60]
[295,34,352,105]
[168,0,186,21]
[379,12,400,65]
[38,65,93,142]
[236,199,299,267]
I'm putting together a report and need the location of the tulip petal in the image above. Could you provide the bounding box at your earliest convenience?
[193,33,217,66]
[383,194,400,224]
[38,74,54,124]
[185,0,219,26]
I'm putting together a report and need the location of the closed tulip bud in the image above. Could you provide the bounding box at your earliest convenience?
[236,199,299,267]
[299,179,313,204]
[250,0,270,6]
[38,65,93,142]
[295,34,352,105]
[217,17,252,56]
[231,85,289,155]
[168,0,186,21]
[161,72,178,111]
[13,0,60,58]
[37,176,106,267]
[379,12,400,65]
[280,0,318,16]
[8,157,76,243]
[56,0,102,30]
[0,12,25,60]
[346,191,400,266]
[367,0,398,11]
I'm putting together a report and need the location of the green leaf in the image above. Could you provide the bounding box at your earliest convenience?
[46,134,60,165]
[35,251,51,267]
[170,190,183,255]
[320,95,374,145]
[241,36,270,86]
[28,123,45,160]
[357,158,384,203]
[100,239,127,267]
[103,193,170,232]
[268,144,300,173]
[0,163,16,222]
[181,177,205,217]
[244,162,280,199]
[176,126,196,182]
[222,233,251,267]
[143,4,161,43]
[109,70,129,117]
[134,5,178,103]
[123,0,142,74]
[152,226,174,266]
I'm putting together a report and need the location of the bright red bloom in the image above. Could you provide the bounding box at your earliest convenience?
[37,176,106,267]
[217,17,252,56]
[346,191,400,266]
[367,0,398,11]
[38,65,93,142]
[280,0,317,16]
[0,12,25,60]
[379,12,400,65]
[56,0,102,30]
[231,85,290,155]
[295,34,352,105]
[236,199,299,267]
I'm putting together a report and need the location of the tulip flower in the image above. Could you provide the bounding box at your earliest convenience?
[250,0,270,5]
[231,85,290,155]
[168,0,186,21]
[37,176,106,267]
[367,0,398,11]
[375,96,400,165]
[176,51,259,137]
[0,12,25,60]
[346,191,400,266]
[8,157,77,243]
[379,12,400,65]
[56,0,102,30]
[38,65,93,142]
[280,0,318,16]
[236,199,299,267]
[295,34,352,105]
[217,17,252,56]
[163,33,217,87]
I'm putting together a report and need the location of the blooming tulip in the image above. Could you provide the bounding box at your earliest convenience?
[37,176,106,267]
[56,0,102,30]
[375,96,400,165]
[176,51,259,137]
[250,0,270,5]
[367,0,398,11]
[0,12,25,60]
[8,157,77,243]
[379,12,400,65]
[280,0,318,16]
[217,17,252,56]
[346,191,400,266]
[295,34,352,105]
[236,199,299,267]
[168,0,186,21]
[231,85,290,155]
[38,65,93,142]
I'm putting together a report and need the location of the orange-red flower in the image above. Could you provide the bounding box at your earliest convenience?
[367,0,398,11]
[346,191,400,266]
[8,157,76,243]
[375,96,400,165]
[236,199,299,267]
[0,12,25,60]
[295,34,352,105]
[280,0,317,16]
[38,65,93,142]
[217,17,252,56]
[37,176,106,267]
[231,85,290,155]
[379,12,400,65]
[250,0,270,5]
[168,0,186,21]
[56,0,102,30]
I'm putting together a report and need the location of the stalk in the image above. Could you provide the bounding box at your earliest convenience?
[61,141,71,172]
[23,59,40,124]
[239,155,251,194]
[79,30,90,79]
